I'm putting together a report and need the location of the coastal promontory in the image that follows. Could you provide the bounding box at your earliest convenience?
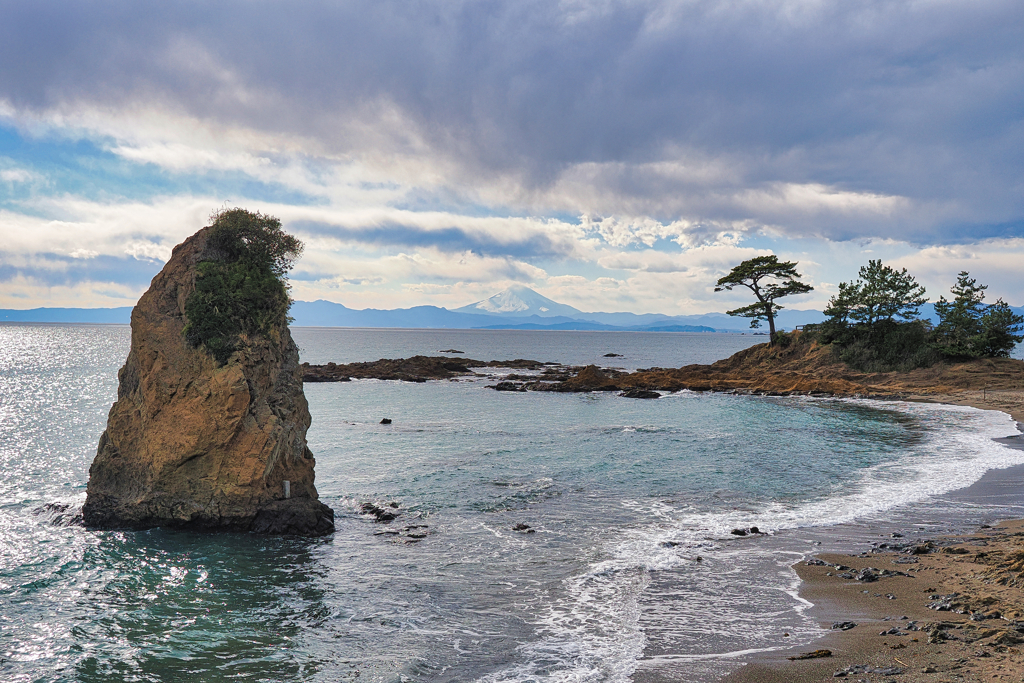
[83,210,334,536]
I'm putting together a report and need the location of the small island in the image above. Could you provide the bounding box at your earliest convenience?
[83,209,334,536]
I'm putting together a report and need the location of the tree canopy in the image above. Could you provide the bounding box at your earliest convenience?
[183,209,303,364]
[714,255,813,345]
[933,271,1024,358]
[818,263,1021,371]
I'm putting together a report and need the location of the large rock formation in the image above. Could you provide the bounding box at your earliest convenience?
[83,226,334,535]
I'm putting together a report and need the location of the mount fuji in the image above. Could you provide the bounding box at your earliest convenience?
[453,285,586,318]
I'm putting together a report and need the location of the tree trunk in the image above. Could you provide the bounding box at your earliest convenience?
[766,305,778,346]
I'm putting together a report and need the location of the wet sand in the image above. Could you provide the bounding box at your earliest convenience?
[631,391,1024,683]
[719,420,1024,683]
[910,390,1024,423]
[722,522,1024,682]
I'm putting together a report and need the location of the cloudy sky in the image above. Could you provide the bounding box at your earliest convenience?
[1,0,1022,315]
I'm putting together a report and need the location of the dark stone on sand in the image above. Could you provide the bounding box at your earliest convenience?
[856,568,879,582]
[787,649,831,660]
[831,621,857,630]
[834,664,904,677]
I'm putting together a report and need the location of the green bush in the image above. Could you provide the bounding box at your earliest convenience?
[183,209,302,364]
[830,320,941,373]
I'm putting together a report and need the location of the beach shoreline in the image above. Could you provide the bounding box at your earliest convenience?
[715,400,1024,683]
[629,391,1024,683]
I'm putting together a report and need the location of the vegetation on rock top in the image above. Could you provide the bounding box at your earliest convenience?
[183,209,303,364]
[718,253,1022,372]
[817,262,1022,372]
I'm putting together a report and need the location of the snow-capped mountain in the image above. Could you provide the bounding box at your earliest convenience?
[453,285,585,318]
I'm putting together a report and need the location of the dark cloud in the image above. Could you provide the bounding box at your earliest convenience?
[293,219,574,259]
[2,0,1022,241]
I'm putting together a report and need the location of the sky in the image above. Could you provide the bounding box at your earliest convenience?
[1,0,1022,315]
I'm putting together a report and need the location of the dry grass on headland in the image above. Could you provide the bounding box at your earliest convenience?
[596,335,1024,420]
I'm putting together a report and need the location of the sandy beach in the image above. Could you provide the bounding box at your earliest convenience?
[717,405,1024,683]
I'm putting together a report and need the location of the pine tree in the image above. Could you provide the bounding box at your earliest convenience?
[714,255,813,345]
[932,271,987,358]
[979,300,1024,358]
[932,272,1024,359]
[847,259,927,326]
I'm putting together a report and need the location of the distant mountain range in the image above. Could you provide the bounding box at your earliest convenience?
[3,285,1020,333]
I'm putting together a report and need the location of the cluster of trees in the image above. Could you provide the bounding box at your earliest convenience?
[716,256,1023,371]
[183,209,303,364]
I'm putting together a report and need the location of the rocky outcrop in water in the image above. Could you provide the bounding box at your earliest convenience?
[302,356,550,382]
[485,332,1024,403]
[83,225,334,536]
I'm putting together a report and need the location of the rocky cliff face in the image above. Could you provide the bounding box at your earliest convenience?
[83,227,334,535]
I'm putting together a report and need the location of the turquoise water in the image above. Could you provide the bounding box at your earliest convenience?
[2,325,1022,682]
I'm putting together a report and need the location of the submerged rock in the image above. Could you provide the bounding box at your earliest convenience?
[82,222,334,536]
[619,388,660,399]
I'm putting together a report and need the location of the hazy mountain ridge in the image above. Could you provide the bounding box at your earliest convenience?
[4,289,1021,332]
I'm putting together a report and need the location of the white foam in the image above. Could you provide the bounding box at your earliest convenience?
[476,398,1024,682]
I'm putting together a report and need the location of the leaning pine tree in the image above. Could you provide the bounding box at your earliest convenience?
[714,255,813,345]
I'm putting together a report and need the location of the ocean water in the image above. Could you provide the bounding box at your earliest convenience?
[2,324,1023,683]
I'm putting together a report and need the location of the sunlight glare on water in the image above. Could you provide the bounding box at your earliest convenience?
[1,324,1022,683]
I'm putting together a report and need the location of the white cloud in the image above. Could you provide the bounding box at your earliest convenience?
[1,167,39,184]
[0,273,143,309]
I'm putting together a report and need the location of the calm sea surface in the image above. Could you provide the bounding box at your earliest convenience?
[2,325,1023,682]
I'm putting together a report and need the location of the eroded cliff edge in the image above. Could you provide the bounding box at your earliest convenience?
[83,223,334,536]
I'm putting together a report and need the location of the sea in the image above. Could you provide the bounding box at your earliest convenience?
[2,324,1024,683]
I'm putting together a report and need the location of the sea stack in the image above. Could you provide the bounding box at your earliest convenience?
[83,210,334,535]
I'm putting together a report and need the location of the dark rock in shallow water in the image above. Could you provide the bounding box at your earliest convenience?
[361,502,400,523]
[619,388,660,399]
[561,365,621,392]
[603,353,623,357]
[252,499,335,535]
[439,349,464,353]
[34,502,84,527]
[491,381,528,392]
[730,528,748,536]
[303,356,549,382]
[82,225,333,537]
[380,418,392,424]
